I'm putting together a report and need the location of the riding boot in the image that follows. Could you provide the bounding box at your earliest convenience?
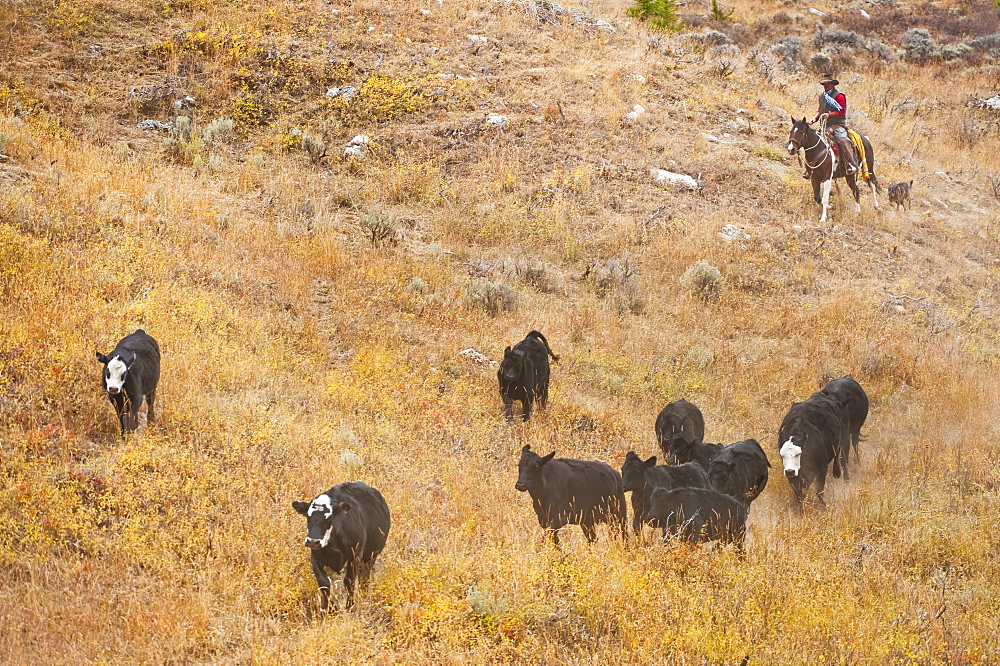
[838,136,858,175]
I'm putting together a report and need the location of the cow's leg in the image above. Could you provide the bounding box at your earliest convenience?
[814,472,828,508]
[311,559,333,611]
[788,478,806,512]
[126,395,142,433]
[146,389,156,424]
[521,398,532,422]
[581,521,597,543]
[343,561,359,609]
[502,396,514,424]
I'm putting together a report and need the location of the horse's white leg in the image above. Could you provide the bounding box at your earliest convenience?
[870,181,880,210]
[819,178,833,224]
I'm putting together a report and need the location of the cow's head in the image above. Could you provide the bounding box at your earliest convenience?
[780,437,803,477]
[667,434,694,464]
[292,493,350,549]
[621,451,656,492]
[96,351,133,395]
[515,444,554,492]
[500,346,527,382]
[707,456,736,491]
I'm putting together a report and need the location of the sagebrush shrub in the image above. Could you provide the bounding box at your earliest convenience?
[902,28,938,63]
[464,279,516,315]
[680,259,724,300]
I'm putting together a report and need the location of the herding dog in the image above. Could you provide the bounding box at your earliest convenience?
[887,180,913,211]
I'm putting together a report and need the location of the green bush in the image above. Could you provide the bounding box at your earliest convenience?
[627,0,683,32]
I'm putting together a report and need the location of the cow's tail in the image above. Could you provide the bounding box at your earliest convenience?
[527,330,560,361]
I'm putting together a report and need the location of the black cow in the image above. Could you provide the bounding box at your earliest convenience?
[666,433,724,470]
[655,399,705,458]
[292,481,391,610]
[498,330,559,423]
[95,329,160,436]
[820,375,869,469]
[515,444,627,545]
[648,487,747,551]
[778,393,845,507]
[620,451,710,534]
[707,439,770,511]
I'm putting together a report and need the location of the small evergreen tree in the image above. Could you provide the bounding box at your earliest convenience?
[710,0,733,21]
[628,0,684,32]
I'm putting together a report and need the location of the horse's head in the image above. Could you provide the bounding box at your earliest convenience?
[787,117,815,154]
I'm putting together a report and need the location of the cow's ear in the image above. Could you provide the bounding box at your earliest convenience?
[540,452,555,465]
[292,501,310,516]
[522,444,531,453]
[96,352,108,364]
[504,346,511,355]
[645,456,657,467]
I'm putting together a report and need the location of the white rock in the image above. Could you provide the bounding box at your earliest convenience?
[719,224,751,242]
[460,348,497,366]
[344,145,364,159]
[701,133,721,142]
[808,7,826,16]
[348,134,371,146]
[624,105,646,123]
[137,119,173,131]
[860,9,871,18]
[327,86,359,100]
[651,169,699,190]
[420,8,431,14]
[736,108,746,114]
[981,95,1000,110]
[631,74,647,83]
[486,113,508,127]
[468,35,488,44]
[935,171,950,181]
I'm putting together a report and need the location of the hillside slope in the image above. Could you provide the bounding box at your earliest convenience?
[2,0,1000,662]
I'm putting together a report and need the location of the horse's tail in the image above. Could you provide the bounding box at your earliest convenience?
[860,134,883,193]
[869,172,882,194]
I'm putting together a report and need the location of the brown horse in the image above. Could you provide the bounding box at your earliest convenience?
[787,118,882,223]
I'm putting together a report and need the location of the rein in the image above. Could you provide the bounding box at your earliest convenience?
[793,125,830,175]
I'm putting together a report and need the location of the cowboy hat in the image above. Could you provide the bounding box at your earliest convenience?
[819,74,839,85]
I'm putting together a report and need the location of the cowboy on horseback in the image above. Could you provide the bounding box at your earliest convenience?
[804,74,859,178]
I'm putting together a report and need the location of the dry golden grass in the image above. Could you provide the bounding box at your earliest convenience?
[2,0,1000,662]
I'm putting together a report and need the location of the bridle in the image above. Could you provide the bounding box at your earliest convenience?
[790,125,830,172]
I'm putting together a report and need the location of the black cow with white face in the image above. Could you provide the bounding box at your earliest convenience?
[707,439,770,511]
[778,393,845,508]
[95,329,160,436]
[498,330,559,423]
[515,444,627,546]
[655,399,705,459]
[292,481,390,610]
[620,451,710,534]
[820,375,869,471]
